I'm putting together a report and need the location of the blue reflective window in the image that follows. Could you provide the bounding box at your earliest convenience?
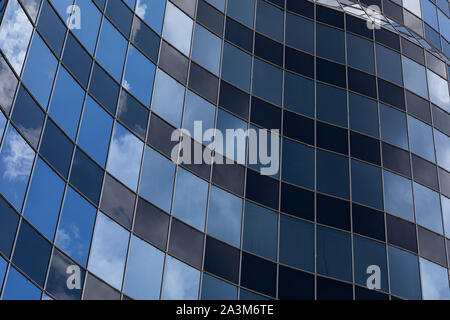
[253,58,282,106]
[408,116,435,162]
[279,214,314,272]
[351,160,383,210]
[316,82,347,127]
[227,0,254,28]
[173,167,208,231]
[2,267,41,300]
[427,70,450,112]
[151,69,185,127]
[349,93,379,138]
[317,226,352,282]
[72,0,101,54]
[49,66,84,139]
[201,273,237,300]
[207,185,242,248]
[162,256,200,300]
[206,0,225,11]
[139,146,175,212]
[379,104,408,150]
[182,90,216,142]
[420,257,450,300]
[316,149,349,199]
[286,13,313,54]
[422,0,439,30]
[22,33,57,108]
[0,110,5,138]
[124,235,164,300]
[388,246,421,300]
[376,44,403,86]
[402,56,428,99]
[434,129,450,172]
[55,187,96,266]
[88,213,129,290]
[24,158,64,240]
[135,0,166,34]
[107,122,143,191]
[216,109,247,163]
[95,19,127,81]
[243,201,277,261]
[0,0,33,74]
[414,182,443,234]
[49,0,73,17]
[123,45,156,106]
[162,2,193,56]
[221,42,251,92]
[192,24,222,76]
[0,256,6,291]
[346,33,374,74]
[284,71,314,117]
[354,235,388,292]
[282,138,314,189]
[0,126,34,211]
[383,170,414,222]
[78,97,113,167]
[316,23,345,64]
[441,195,450,237]
[255,0,283,42]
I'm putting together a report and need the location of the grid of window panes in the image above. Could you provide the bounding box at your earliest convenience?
[0,0,448,300]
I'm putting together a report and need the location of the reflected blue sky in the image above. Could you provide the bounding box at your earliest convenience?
[162,255,200,300]
[162,2,192,56]
[383,170,415,222]
[414,182,443,234]
[2,267,41,300]
[420,257,450,300]
[136,0,166,34]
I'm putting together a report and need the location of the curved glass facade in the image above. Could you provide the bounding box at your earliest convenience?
[0,0,448,300]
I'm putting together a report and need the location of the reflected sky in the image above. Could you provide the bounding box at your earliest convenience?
[0,126,34,211]
[162,2,193,56]
[383,170,414,222]
[414,182,443,234]
[2,266,41,300]
[107,122,143,191]
[0,55,18,115]
[402,56,428,99]
[427,70,450,113]
[434,129,450,172]
[136,0,166,34]
[0,0,33,74]
[88,213,129,291]
[124,235,164,300]
[420,258,450,300]
[441,195,450,237]
[162,255,200,300]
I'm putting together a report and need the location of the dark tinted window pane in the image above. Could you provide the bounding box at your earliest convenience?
[316,5,343,28]
[219,81,249,119]
[100,174,135,229]
[168,219,204,268]
[350,131,381,165]
[106,0,133,36]
[352,203,385,241]
[281,183,314,221]
[348,67,377,99]
[250,97,281,130]
[189,62,218,104]
[89,63,120,115]
[283,110,314,145]
[117,90,149,139]
[406,91,431,124]
[316,122,348,155]
[246,169,279,210]
[204,236,240,284]
[317,194,350,231]
[240,252,276,297]
[83,273,120,300]
[378,79,405,110]
[159,41,188,84]
[254,33,283,67]
[197,0,224,35]
[418,227,447,266]
[382,142,411,177]
[386,214,418,253]
[316,58,346,88]
[317,276,353,300]
[40,119,74,178]
[286,0,313,19]
[131,17,160,63]
[212,162,245,196]
[13,220,51,286]
[37,1,66,55]
[147,114,179,158]
[225,17,253,52]
[346,14,373,39]
[134,197,169,250]
[412,155,439,190]
[62,33,92,88]
[285,47,314,78]
[0,196,19,258]
[278,266,314,300]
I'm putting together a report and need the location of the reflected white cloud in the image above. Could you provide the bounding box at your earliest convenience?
[427,70,450,113]
[88,213,129,290]
[162,256,199,300]
[106,124,143,191]
[136,0,147,19]
[0,0,33,74]
[420,258,450,300]
[1,129,34,182]
[56,225,85,262]
[0,58,18,113]
[162,2,193,56]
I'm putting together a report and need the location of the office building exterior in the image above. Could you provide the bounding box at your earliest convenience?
[0,0,449,300]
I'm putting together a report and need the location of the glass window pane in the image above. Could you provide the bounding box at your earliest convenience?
[402,56,428,99]
[88,213,129,290]
[253,58,282,106]
[388,246,421,300]
[317,226,352,282]
[173,167,208,231]
[22,33,57,108]
[162,256,200,300]
[282,138,314,189]
[23,158,64,240]
[316,82,347,127]
[279,214,314,272]
[123,44,156,106]
[349,93,379,138]
[0,53,18,115]
[73,0,101,54]
[380,104,408,150]
[316,23,345,64]
[201,273,237,300]
[78,97,113,167]
[0,0,33,74]
[135,0,166,34]
[49,66,85,139]
[2,267,41,300]
[151,69,185,127]
[227,0,254,28]
[0,126,34,211]
[427,70,450,112]
[347,33,374,74]
[221,42,251,92]
[124,235,164,300]
[441,195,450,237]
[375,44,403,86]
[353,235,388,292]
[243,201,277,261]
[317,149,349,199]
[351,160,383,210]
[139,146,175,212]
[383,170,414,221]
[162,2,193,56]
[434,129,450,172]
[408,116,435,162]
[255,0,283,42]
[182,90,216,142]
[414,182,443,234]
[107,122,143,191]
[55,187,96,266]
[207,185,242,248]
[420,257,450,300]
[286,13,313,54]
[284,71,314,117]
[96,19,127,81]
[192,23,222,75]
